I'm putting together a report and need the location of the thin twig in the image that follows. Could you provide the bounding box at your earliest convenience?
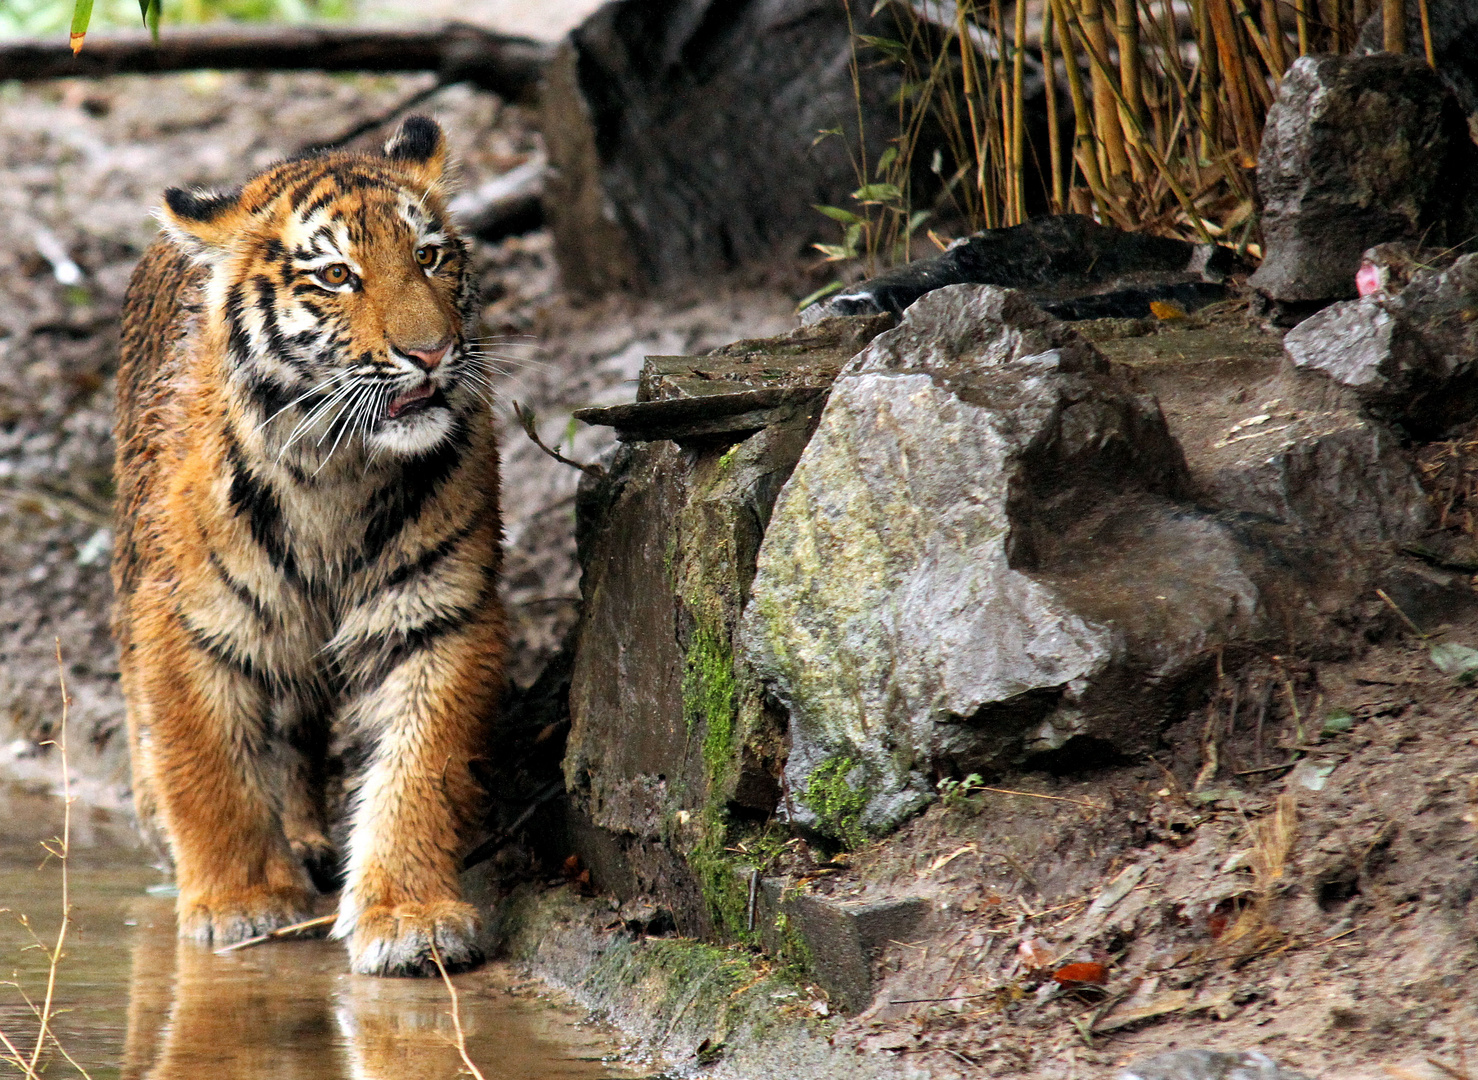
[973,786,1105,809]
[1376,588,1429,640]
[460,778,565,871]
[430,941,488,1080]
[25,645,81,1078]
[213,913,338,955]
[510,402,604,479]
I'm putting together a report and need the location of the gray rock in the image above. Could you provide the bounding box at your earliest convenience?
[1285,252,1478,437]
[748,875,927,1012]
[1250,54,1478,320]
[1119,1049,1314,1080]
[741,286,1325,834]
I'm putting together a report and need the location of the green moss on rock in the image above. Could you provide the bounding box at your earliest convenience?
[799,756,870,848]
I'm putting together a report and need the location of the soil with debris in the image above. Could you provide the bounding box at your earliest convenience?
[733,620,1478,1080]
[8,63,1478,1080]
[0,69,795,795]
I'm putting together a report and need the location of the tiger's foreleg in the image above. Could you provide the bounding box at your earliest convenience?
[332,609,502,977]
[130,597,316,944]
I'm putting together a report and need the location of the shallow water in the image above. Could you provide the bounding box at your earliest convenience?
[0,783,640,1080]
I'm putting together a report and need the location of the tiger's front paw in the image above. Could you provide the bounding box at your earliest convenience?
[177,885,315,945]
[343,900,483,977]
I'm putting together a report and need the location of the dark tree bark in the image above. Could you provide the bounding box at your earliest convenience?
[0,23,550,101]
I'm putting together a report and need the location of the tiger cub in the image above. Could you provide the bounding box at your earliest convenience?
[112,116,507,976]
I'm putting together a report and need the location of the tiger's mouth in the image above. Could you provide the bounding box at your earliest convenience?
[387,382,446,419]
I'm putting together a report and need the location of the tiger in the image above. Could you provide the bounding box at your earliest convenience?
[112,115,508,976]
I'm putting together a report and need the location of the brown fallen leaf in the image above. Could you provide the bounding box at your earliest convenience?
[1053,961,1108,986]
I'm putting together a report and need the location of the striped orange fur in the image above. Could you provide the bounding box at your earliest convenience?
[112,116,507,976]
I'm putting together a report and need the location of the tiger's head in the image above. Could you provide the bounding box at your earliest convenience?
[159,115,482,463]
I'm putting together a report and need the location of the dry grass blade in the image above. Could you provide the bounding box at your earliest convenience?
[0,643,92,1080]
[1218,792,1297,962]
[429,941,488,1080]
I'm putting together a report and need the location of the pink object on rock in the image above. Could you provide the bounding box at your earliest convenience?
[1355,261,1384,297]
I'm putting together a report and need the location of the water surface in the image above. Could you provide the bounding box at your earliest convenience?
[0,782,639,1080]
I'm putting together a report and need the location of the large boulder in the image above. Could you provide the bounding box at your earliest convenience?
[1250,54,1478,323]
[740,286,1343,834]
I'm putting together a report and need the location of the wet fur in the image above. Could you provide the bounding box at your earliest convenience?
[113,117,507,976]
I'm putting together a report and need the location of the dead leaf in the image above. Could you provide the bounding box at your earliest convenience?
[1052,961,1108,986]
[1092,990,1195,1033]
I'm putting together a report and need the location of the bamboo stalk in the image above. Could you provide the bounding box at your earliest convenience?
[1261,0,1286,74]
[1209,0,1260,155]
[993,0,1015,222]
[954,1,994,229]
[1062,0,1215,241]
[1192,0,1220,160]
[1295,0,1309,53]
[1041,0,1066,212]
[1417,0,1434,63]
[1383,0,1407,51]
[1076,0,1133,179]
[1051,0,1118,221]
[1011,0,1029,223]
[1114,0,1146,132]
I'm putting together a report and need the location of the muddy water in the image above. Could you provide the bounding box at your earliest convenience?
[0,784,641,1080]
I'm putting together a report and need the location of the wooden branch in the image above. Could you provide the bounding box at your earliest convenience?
[0,22,551,101]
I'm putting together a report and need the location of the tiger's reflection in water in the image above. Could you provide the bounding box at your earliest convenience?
[116,909,631,1080]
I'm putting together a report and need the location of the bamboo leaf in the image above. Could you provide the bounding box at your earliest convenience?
[851,182,902,204]
[811,243,855,261]
[813,204,866,224]
[69,0,94,54]
[874,146,898,177]
[795,281,846,313]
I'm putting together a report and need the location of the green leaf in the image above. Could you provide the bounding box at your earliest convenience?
[811,127,844,148]
[843,221,863,249]
[856,33,908,61]
[852,182,902,204]
[874,146,898,177]
[1320,708,1354,737]
[905,209,931,234]
[795,281,846,313]
[813,204,865,225]
[811,243,853,261]
[69,0,94,52]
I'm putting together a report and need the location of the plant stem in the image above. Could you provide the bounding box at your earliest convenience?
[1041,0,1066,212]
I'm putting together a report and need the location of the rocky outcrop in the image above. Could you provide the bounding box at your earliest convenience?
[739,286,1383,835]
[564,317,899,936]
[567,280,1461,986]
[1285,251,1478,438]
[1249,54,1478,324]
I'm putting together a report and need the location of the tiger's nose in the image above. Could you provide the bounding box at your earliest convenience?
[404,338,451,372]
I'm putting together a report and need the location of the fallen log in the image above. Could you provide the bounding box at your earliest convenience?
[0,22,551,101]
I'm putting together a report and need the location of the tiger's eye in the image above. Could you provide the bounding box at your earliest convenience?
[415,245,439,268]
[320,263,350,286]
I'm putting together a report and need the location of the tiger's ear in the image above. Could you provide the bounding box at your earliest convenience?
[158,186,250,263]
[383,115,447,188]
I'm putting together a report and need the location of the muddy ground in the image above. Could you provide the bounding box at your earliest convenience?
[6,63,1478,1080]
